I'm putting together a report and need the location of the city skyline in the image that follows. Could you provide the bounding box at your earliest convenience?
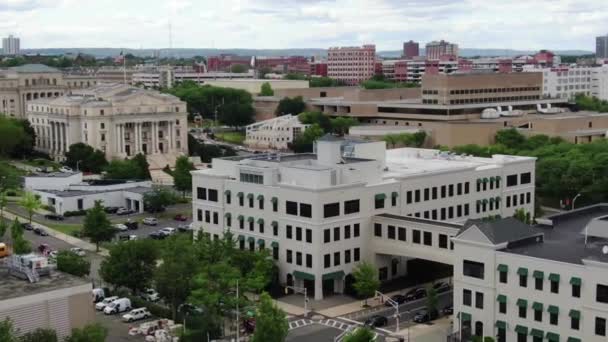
[1,0,608,51]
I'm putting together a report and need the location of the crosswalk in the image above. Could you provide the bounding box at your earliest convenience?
[318,318,353,331]
[288,319,313,330]
[288,318,354,332]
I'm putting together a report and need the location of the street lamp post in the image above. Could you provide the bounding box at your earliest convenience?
[572,193,582,210]
[76,160,81,172]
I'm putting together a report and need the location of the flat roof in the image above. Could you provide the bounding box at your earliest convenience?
[502,204,608,265]
[0,270,89,301]
[27,172,79,178]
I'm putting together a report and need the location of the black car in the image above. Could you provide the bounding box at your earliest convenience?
[442,305,453,315]
[125,222,138,230]
[44,214,64,221]
[364,315,388,328]
[413,309,438,323]
[33,227,49,236]
[146,207,166,214]
[385,294,407,306]
[149,232,166,240]
[104,206,119,214]
[433,282,451,293]
[21,223,34,231]
[405,288,426,302]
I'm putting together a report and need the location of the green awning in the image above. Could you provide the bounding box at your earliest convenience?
[569,309,580,319]
[517,267,528,276]
[257,194,264,201]
[546,332,559,342]
[483,177,489,183]
[490,176,496,182]
[476,199,482,205]
[458,312,471,322]
[482,199,489,204]
[530,329,544,338]
[496,295,507,303]
[548,305,559,314]
[495,320,506,329]
[257,239,264,246]
[391,192,399,198]
[516,299,527,307]
[375,193,386,200]
[247,193,254,199]
[570,277,581,286]
[567,338,581,342]
[271,221,278,227]
[271,197,278,204]
[238,235,245,241]
[224,190,231,196]
[237,192,244,197]
[247,216,254,222]
[257,218,264,225]
[270,241,279,248]
[247,236,255,243]
[322,271,345,281]
[496,176,502,181]
[515,325,528,335]
[532,302,543,311]
[495,196,501,202]
[549,273,560,282]
[224,212,232,218]
[477,178,483,184]
[497,264,508,272]
[533,270,544,279]
[238,215,244,221]
[489,197,495,203]
[293,271,315,281]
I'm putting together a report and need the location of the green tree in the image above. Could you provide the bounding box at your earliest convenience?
[20,328,57,342]
[100,239,159,294]
[289,124,324,153]
[57,250,90,277]
[173,156,195,198]
[495,128,526,149]
[0,220,7,240]
[310,77,342,87]
[352,261,380,306]
[155,235,198,320]
[65,143,108,173]
[64,323,108,342]
[275,96,306,116]
[513,208,531,224]
[19,192,41,223]
[230,64,248,73]
[343,327,375,342]
[0,117,26,157]
[330,116,358,136]
[0,191,7,218]
[426,285,439,317]
[82,201,114,251]
[0,318,18,342]
[131,153,151,179]
[10,119,36,158]
[104,154,150,180]
[251,292,289,342]
[259,82,274,96]
[143,187,177,214]
[298,111,332,132]
[11,218,31,254]
[219,102,255,127]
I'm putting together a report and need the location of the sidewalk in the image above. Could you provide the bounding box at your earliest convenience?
[397,317,453,342]
[1,210,109,256]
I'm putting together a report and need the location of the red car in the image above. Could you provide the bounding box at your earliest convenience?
[174,214,188,221]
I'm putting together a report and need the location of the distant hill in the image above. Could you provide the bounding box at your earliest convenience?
[20,47,594,59]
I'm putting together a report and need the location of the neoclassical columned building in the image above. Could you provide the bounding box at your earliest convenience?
[26,83,188,162]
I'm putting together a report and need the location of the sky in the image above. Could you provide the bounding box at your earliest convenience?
[1,0,608,51]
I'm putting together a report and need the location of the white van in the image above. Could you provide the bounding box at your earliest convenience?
[95,296,118,310]
[103,298,132,315]
[92,288,105,303]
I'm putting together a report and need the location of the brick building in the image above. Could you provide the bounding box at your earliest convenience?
[327,45,376,85]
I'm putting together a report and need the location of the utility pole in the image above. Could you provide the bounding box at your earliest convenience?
[236,279,240,342]
[285,285,308,317]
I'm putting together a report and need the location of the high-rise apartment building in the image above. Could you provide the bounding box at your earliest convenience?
[403,40,419,59]
[327,45,376,85]
[426,40,459,60]
[2,35,20,55]
[597,34,608,59]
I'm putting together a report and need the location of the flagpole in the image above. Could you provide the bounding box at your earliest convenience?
[123,52,127,85]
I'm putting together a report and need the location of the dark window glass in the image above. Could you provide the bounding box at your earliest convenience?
[296,227,302,241]
[324,229,331,243]
[519,306,527,319]
[197,209,202,221]
[324,202,340,218]
[499,301,506,314]
[423,231,432,246]
[286,201,298,215]
[249,197,254,208]
[213,212,218,224]
[448,184,454,197]
[550,312,558,325]
[432,187,437,199]
[306,229,312,243]
[273,201,278,212]
[374,223,382,237]
[597,284,608,303]
[296,252,302,266]
[448,206,454,219]
[334,252,340,266]
[354,248,360,261]
[286,250,292,263]
[197,187,206,200]
[572,284,581,298]
[226,194,231,204]
[475,292,484,309]
[551,280,559,294]
[272,247,278,260]
[464,182,469,194]
[259,199,264,210]
[499,271,507,284]
[414,190,420,202]
[300,203,312,218]
[413,229,421,244]
[388,225,396,239]
[334,227,340,241]
[424,188,429,201]
[439,234,448,248]
[534,308,542,322]
[463,289,472,306]
[324,254,330,268]
[344,200,360,214]
[306,254,312,268]
[286,225,292,239]
[406,191,412,204]
[521,172,532,184]
[571,316,580,330]
[273,224,278,236]
[208,189,218,202]
[354,224,360,237]
[398,227,406,241]
[507,174,518,187]
[375,197,385,209]
[535,277,543,291]
[345,250,351,263]
[457,183,462,195]
[441,185,446,198]
[344,225,351,239]
[239,196,244,206]
[464,204,469,216]
[597,317,607,336]
[391,195,397,207]
[463,260,485,279]
[520,274,527,287]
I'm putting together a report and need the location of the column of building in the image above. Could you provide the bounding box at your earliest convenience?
[152,122,158,154]
[168,121,174,152]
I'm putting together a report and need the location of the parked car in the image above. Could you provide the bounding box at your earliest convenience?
[159,227,176,236]
[37,243,50,254]
[122,308,151,322]
[70,247,86,257]
[405,288,426,302]
[413,309,438,323]
[119,234,137,241]
[433,282,451,293]
[385,294,407,306]
[44,214,64,221]
[59,166,73,173]
[95,296,119,311]
[442,305,453,315]
[21,223,34,231]
[33,227,49,236]
[143,217,158,226]
[174,214,188,221]
[125,221,138,230]
[364,315,388,328]
[140,288,160,302]
[104,206,119,214]
[149,232,166,240]
[113,223,128,232]
[48,250,58,259]
[178,223,193,233]
[104,298,132,315]
[116,207,133,215]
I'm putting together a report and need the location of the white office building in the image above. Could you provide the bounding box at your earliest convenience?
[523,65,593,100]
[591,65,608,101]
[244,114,310,150]
[191,135,535,300]
[2,35,20,55]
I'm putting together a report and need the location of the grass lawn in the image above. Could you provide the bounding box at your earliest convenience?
[42,221,82,236]
[215,131,246,145]
[21,158,61,169]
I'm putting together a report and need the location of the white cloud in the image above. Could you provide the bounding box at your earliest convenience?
[0,0,605,51]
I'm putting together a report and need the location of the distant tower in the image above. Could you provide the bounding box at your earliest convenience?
[2,35,20,55]
[403,40,419,59]
[597,34,608,59]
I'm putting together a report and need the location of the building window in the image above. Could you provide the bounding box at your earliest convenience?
[572,283,581,298]
[306,254,312,268]
[441,185,446,198]
[463,260,484,279]
[197,187,207,200]
[499,301,506,314]
[551,278,559,294]
[375,196,385,209]
[520,273,528,288]
[499,271,507,284]
[208,189,218,202]
[324,254,330,268]
[406,191,412,204]
[424,188,430,201]
[334,252,340,266]
[391,194,397,207]
[521,172,532,184]
[300,203,312,218]
[344,225,351,239]
[374,223,382,237]
[286,225,292,239]
[507,174,518,187]
[296,227,302,241]
[423,231,432,246]
[197,209,202,221]
[286,250,293,264]
[571,315,580,330]
[412,229,421,244]
[286,201,298,215]
[535,277,543,291]
[296,252,302,266]
[414,190,420,202]
[550,311,558,325]
[387,225,396,239]
[306,229,312,243]
[354,248,360,261]
[239,195,244,206]
[439,234,448,248]
[259,198,264,210]
[534,306,542,322]
[597,317,607,336]
[597,284,608,303]
[213,212,218,224]
[354,224,360,237]
[475,292,484,309]
[463,289,472,306]
[249,196,254,208]
[464,182,469,194]
[519,306,527,319]
[324,203,340,218]
[333,227,340,241]
[324,229,331,243]
[345,250,351,263]
[344,200,360,214]
[205,211,210,223]
[398,227,406,241]
[432,187,437,199]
